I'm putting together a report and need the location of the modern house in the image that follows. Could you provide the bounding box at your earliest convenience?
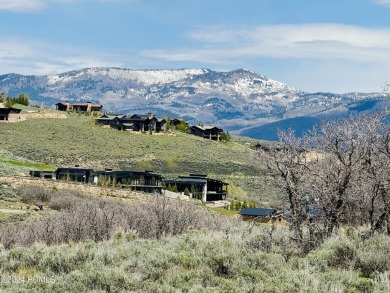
[29,166,164,194]
[170,118,189,128]
[56,101,103,113]
[95,114,126,125]
[0,107,22,122]
[190,125,224,141]
[92,169,163,193]
[56,166,94,183]
[98,112,167,133]
[163,174,229,202]
[29,170,56,179]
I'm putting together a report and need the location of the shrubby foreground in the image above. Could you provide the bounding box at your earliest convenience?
[0,184,389,292]
[0,225,390,292]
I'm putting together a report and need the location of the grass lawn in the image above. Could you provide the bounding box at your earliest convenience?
[210,206,239,216]
[0,157,55,171]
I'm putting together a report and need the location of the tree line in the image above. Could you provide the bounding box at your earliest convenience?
[261,110,390,251]
[0,92,30,107]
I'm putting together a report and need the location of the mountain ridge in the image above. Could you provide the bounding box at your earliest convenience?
[0,67,388,139]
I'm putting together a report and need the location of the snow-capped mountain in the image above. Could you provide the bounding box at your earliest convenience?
[0,67,388,140]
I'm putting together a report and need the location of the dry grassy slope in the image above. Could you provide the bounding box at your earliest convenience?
[0,113,271,198]
[0,175,148,203]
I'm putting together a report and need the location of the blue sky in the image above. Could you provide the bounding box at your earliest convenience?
[0,0,389,93]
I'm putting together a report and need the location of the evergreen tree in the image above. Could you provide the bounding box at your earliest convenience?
[171,184,178,193]
[220,131,231,142]
[0,92,5,103]
[175,121,189,133]
[4,97,15,108]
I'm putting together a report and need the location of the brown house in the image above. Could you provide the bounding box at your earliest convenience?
[56,101,103,113]
[0,107,22,122]
[190,125,223,140]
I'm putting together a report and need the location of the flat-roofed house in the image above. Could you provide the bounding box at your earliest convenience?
[56,101,103,113]
[163,174,228,202]
[0,107,22,122]
[56,166,94,183]
[92,169,163,193]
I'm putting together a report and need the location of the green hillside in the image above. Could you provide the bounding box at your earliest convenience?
[0,113,272,199]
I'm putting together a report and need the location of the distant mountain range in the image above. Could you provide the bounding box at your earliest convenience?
[0,67,388,140]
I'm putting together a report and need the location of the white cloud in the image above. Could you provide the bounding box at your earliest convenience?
[0,0,135,12]
[0,37,122,75]
[143,23,390,64]
[375,0,390,5]
[0,0,79,12]
[0,0,46,12]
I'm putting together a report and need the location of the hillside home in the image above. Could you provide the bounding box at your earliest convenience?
[56,166,94,182]
[239,208,281,223]
[56,101,103,113]
[30,166,93,182]
[92,169,163,193]
[95,114,126,125]
[0,107,22,122]
[99,112,167,133]
[170,118,189,128]
[190,125,223,141]
[163,174,228,202]
[29,166,164,194]
[29,170,56,179]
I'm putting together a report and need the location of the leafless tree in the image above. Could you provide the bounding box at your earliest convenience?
[261,129,311,241]
[262,111,390,249]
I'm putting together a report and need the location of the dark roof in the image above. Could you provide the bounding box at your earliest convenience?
[164,179,206,185]
[94,169,163,179]
[239,208,277,217]
[56,102,102,108]
[191,125,223,131]
[0,107,22,114]
[207,178,229,185]
[166,174,228,186]
[72,103,102,108]
[129,114,148,120]
[96,114,126,120]
[56,167,93,175]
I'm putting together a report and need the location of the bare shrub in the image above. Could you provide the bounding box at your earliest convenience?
[48,189,86,211]
[0,192,224,247]
[17,184,52,203]
[123,195,224,239]
[0,181,18,201]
